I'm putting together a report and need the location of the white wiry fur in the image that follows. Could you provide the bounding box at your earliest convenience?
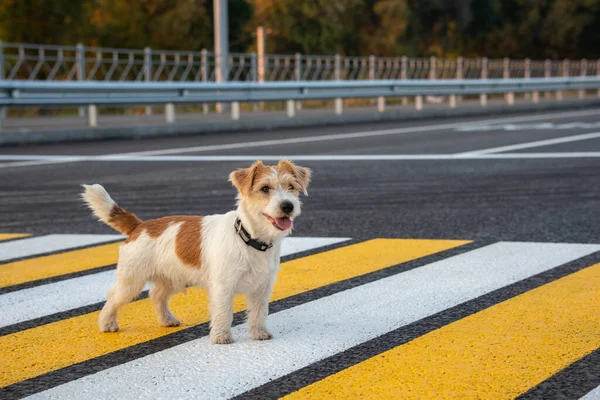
[81,160,310,345]
[81,184,117,225]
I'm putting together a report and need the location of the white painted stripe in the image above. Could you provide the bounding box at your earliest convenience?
[1,109,599,171]
[0,155,81,161]
[112,109,600,157]
[582,386,600,399]
[455,121,600,132]
[0,237,348,328]
[100,152,600,160]
[2,152,600,164]
[458,131,600,155]
[0,157,85,169]
[32,242,600,400]
[0,234,123,263]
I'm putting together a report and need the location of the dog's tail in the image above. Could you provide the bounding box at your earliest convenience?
[81,184,142,236]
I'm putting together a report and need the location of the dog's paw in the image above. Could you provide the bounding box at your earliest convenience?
[159,316,181,327]
[212,334,233,344]
[211,332,233,345]
[251,329,273,341]
[100,320,119,333]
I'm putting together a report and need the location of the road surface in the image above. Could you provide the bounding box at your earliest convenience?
[1,108,599,399]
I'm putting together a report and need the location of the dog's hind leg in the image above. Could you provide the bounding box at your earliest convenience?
[150,280,180,327]
[98,276,145,332]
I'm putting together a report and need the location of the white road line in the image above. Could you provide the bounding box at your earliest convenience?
[1,109,599,171]
[458,131,600,155]
[0,237,349,328]
[582,386,600,399]
[455,121,600,132]
[0,157,84,169]
[112,108,600,157]
[32,241,600,400]
[0,234,123,263]
[2,152,600,163]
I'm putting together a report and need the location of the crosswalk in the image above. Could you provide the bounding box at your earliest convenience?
[1,233,599,399]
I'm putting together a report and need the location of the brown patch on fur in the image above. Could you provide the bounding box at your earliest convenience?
[108,206,142,236]
[124,215,203,268]
[229,161,273,195]
[277,160,312,194]
[175,217,203,268]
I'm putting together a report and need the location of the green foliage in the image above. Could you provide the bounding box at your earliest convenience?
[0,0,598,58]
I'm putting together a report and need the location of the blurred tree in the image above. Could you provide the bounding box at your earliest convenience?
[0,0,89,44]
[87,0,212,49]
[0,0,598,59]
[88,0,251,51]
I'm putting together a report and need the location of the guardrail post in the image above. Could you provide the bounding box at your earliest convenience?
[525,58,536,102]
[480,57,488,107]
[504,57,514,105]
[415,94,423,111]
[544,59,551,100]
[165,103,175,123]
[376,56,385,112]
[286,100,295,118]
[295,53,302,111]
[425,55,437,108]
[284,54,298,118]
[579,59,587,99]
[144,47,153,116]
[0,40,5,128]
[201,49,208,114]
[557,59,569,101]
[88,105,97,127]
[76,43,86,118]
[231,101,240,120]
[528,58,540,103]
[451,56,463,108]
[334,54,343,115]
[401,56,408,105]
[369,54,378,108]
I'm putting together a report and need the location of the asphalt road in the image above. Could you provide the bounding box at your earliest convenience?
[1,107,600,399]
[1,107,599,242]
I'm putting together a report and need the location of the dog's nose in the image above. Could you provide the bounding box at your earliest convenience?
[281,201,294,214]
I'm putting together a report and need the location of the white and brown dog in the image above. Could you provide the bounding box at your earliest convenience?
[81,160,311,344]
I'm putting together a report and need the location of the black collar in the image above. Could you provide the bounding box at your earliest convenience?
[235,217,273,252]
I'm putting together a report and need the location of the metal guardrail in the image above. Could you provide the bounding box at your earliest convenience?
[2,41,600,83]
[1,41,600,127]
[3,77,600,104]
[1,77,599,126]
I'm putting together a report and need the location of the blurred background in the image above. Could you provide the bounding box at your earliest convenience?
[2,0,599,59]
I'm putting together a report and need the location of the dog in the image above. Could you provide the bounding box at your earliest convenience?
[81,160,311,344]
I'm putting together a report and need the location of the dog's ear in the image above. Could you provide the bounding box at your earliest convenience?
[229,161,265,196]
[278,160,312,195]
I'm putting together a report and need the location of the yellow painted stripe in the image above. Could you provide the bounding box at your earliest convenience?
[0,234,30,242]
[285,262,600,400]
[0,242,122,288]
[0,238,468,388]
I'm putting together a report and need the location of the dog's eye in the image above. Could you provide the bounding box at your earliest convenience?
[288,185,295,191]
[261,186,270,193]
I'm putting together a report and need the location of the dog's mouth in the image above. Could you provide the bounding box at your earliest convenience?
[263,214,293,231]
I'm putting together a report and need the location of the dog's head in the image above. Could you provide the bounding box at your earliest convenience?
[229,160,311,236]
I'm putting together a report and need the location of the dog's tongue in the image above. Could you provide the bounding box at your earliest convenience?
[275,217,293,230]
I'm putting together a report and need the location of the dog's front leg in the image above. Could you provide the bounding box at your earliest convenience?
[247,281,275,341]
[208,285,234,344]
